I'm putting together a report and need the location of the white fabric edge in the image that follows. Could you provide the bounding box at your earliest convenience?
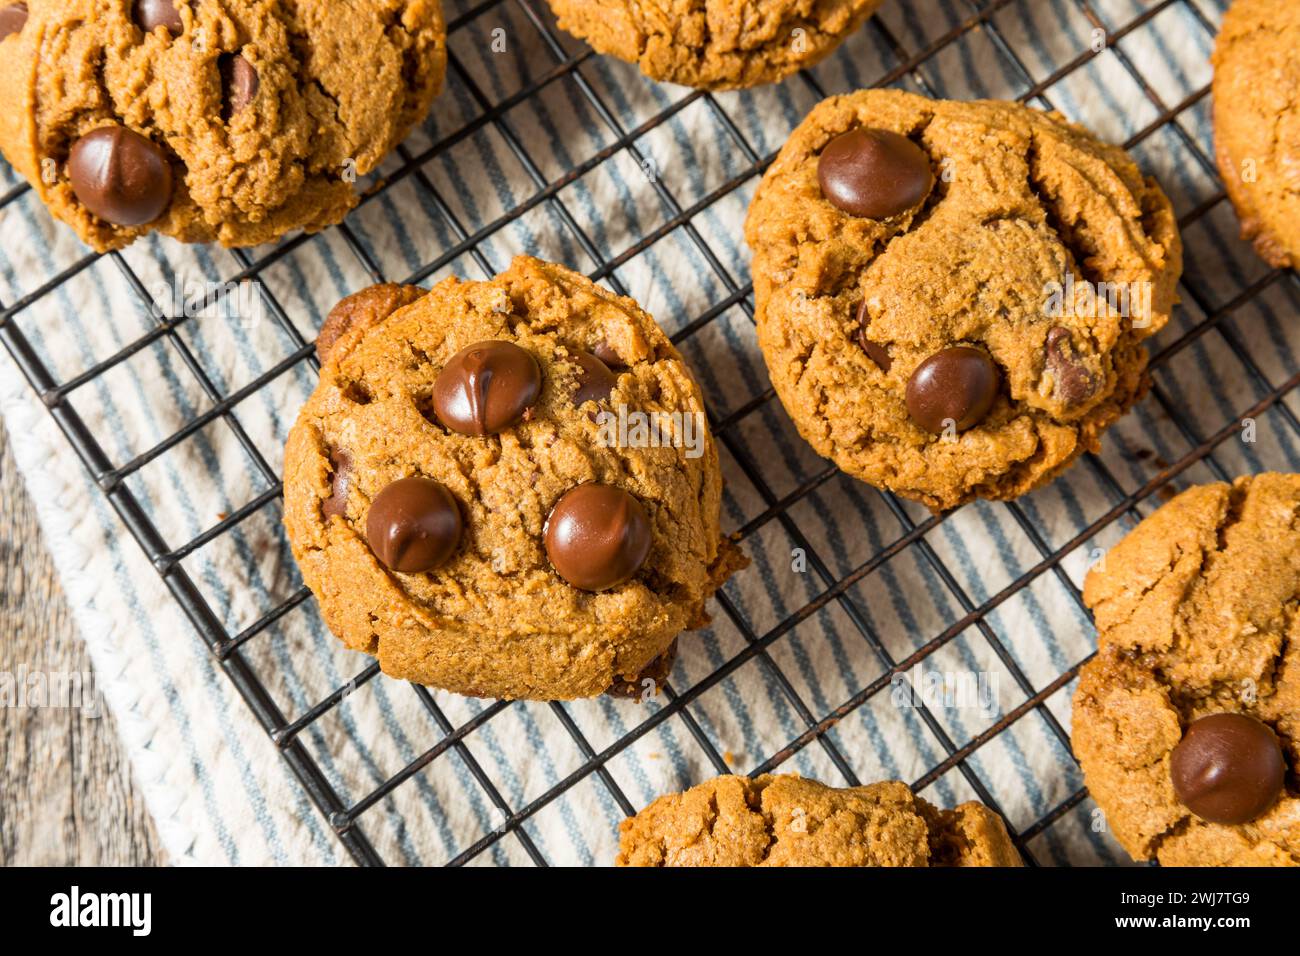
[0,346,200,866]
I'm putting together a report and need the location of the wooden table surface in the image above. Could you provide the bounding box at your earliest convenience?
[0,418,164,866]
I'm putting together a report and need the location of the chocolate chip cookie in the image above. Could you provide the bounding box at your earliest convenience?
[0,0,446,251]
[744,89,1183,511]
[1072,474,1300,866]
[1212,0,1300,269]
[617,773,1023,866]
[283,256,744,701]
[546,0,885,90]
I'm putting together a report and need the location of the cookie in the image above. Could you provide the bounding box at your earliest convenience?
[0,0,446,251]
[1212,0,1300,269]
[283,256,745,701]
[1072,474,1300,866]
[744,89,1183,511]
[546,0,884,90]
[616,773,1022,866]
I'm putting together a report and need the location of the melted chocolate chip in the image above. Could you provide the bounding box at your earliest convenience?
[590,340,626,369]
[431,341,541,436]
[544,483,651,592]
[365,477,463,573]
[905,346,1001,434]
[68,125,174,227]
[133,0,182,35]
[855,298,892,372]
[0,3,28,42]
[1170,713,1286,825]
[1044,326,1097,407]
[571,350,617,408]
[321,449,353,519]
[817,127,933,220]
[220,53,259,120]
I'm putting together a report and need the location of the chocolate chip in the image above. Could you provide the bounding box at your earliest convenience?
[1170,713,1286,825]
[571,350,617,408]
[544,483,651,591]
[67,125,174,227]
[855,298,891,372]
[0,3,28,42]
[321,449,352,519]
[1045,326,1096,406]
[133,0,182,35]
[859,333,892,373]
[591,340,626,369]
[220,53,259,120]
[607,639,678,699]
[905,346,1001,434]
[817,127,933,220]
[365,477,463,573]
[431,341,541,436]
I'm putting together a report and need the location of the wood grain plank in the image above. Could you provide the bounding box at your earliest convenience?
[0,418,165,866]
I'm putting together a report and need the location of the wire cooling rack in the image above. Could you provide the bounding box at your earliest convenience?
[2,0,1297,866]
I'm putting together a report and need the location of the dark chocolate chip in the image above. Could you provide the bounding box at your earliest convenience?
[220,53,259,120]
[544,483,651,592]
[590,340,626,369]
[1170,713,1286,826]
[67,125,174,227]
[133,0,182,35]
[0,3,28,42]
[365,476,463,573]
[1045,326,1097,407]
[817,127,933,220]
[607,639,678,699]
[855,298,892,372]
[905,346,1001,434]
[321,449,352,519]
[571,350,617,408]
[431,340,541,436]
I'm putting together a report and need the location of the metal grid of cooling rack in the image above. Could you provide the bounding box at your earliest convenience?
[1,0,1296,866]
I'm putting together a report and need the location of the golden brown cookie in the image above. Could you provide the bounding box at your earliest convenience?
[314,282,429,365]
[546,0,884,90]
[283,256,745,701]
[744,89,1183,511]
[0,0,446,251]
[617,773,1023,866]
[1072,474,1300,866]
[1212,0,1300,269]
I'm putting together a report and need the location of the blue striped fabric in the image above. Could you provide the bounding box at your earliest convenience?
[1,0,1292,866]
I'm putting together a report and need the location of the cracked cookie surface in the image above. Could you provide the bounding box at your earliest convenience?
[0,0,446,250]
[546,0,884,90]
[1212,0,1300,269]
[283,256,743,701]
[1072,473,1300,866]
[744,89,1183,511]
[617,773,1022,866]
